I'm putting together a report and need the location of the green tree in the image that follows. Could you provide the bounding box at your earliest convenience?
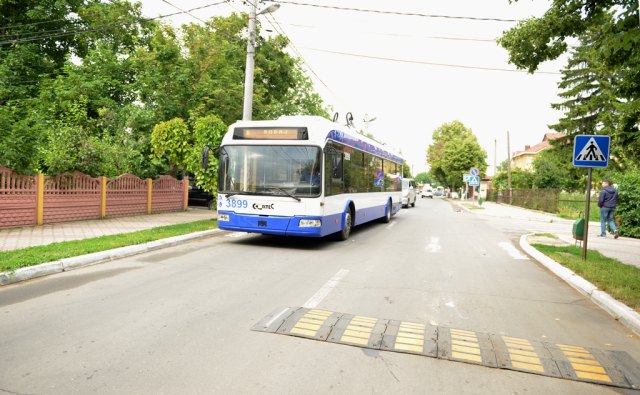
[498,1,640,165]
[491,168,535,190]
[426,121,488,188]
[414,172,435,185]
[402,161,412,178]
[0,6,329,179]
[151,114,226,192]
[0,0,155,175]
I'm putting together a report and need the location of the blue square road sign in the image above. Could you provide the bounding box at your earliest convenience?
[573,135,610,168]
[469,176,480,186]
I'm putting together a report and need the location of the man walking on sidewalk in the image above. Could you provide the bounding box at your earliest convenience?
[598,179,619,239]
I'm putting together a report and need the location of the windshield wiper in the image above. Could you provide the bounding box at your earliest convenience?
[264,187,302,202]
[223,191,260,198]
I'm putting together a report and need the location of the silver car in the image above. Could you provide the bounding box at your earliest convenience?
[402,179,417,208]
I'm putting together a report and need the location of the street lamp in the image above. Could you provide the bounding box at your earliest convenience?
[242,3,281,121]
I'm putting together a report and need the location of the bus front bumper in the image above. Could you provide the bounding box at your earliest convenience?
[217,211,339,237]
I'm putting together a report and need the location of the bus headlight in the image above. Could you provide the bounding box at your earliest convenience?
[299,219,321,227]
[218,214,230,221]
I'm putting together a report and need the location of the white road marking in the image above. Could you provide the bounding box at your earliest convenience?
[425,237,441,252]
[264,307,290,328]
[225,232,249,238]
[498,242,529,260]
[302,269,349,308]
[385,221,397,229]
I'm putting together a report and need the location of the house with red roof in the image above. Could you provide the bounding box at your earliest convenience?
[510,133,566,170]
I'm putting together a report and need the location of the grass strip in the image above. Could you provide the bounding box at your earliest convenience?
[462,203,485,210]
[534,233,558,239]
[0,219,218,273]
[531,244,640,312]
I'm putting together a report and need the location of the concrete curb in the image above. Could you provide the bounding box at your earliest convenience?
[0,228,224,286]
[520,233,640,336]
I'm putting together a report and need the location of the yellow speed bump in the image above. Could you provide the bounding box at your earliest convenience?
[277,308,341,340]
[252,307,640,389]
[381,320,437,357]
[328,314,388,348]
[492,335,562,378]
[438,327,497,367]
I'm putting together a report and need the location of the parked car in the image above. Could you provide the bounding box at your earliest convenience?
[402,179,417,208]
[188,185,216,210]
[421,187,434,198]
[434,186,444,196]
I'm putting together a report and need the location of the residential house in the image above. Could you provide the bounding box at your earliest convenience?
[511,133,566,170]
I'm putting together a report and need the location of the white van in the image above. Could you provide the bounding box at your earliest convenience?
[402,179,417,208]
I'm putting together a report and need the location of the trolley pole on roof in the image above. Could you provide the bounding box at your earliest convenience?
[242,3,280,121]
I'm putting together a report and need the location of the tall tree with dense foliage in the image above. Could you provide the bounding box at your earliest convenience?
[0,3,329,181]
[426,121,488,189]
[498,1,640,166]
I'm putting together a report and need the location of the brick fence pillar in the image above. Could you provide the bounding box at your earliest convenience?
[36,173,44,225]
[101,176,107,218]
[183,180,188,211]
[147,178,152,214]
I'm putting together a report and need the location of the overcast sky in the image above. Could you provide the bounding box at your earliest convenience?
[139,0,569,176]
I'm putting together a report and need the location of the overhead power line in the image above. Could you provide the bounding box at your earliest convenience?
[273,2,519,22]
[276,22,495,42]
[297,47,562,75]
[0,1,230,45]
[263,14,355,111]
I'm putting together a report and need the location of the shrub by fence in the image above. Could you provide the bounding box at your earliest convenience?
[0,167,188,229]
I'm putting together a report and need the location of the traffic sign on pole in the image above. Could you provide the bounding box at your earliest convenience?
[463,174,470,182]
[573,135,610,168]
[469,176,480,186]
[571,135,610,261]
[470,167,479,176]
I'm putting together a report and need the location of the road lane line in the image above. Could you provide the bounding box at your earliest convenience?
[385,221,397,229]
[302,269,349,308]
[498,242,529,260]
[425,237,441,252]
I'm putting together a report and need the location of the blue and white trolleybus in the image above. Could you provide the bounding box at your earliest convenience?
[203,116,403,241]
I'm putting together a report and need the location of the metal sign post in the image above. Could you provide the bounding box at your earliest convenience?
[573,135,610,261]
[583,168,592,260]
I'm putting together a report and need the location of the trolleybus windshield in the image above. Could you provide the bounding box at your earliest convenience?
[219,145,322,197]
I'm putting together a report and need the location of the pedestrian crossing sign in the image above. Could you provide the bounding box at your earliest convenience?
[469,176,480,186]
[573,135,610,168]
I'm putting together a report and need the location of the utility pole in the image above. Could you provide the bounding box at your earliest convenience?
[242,1,257,121]
[507,131,512,201]
[494,138,497,175]
[242,4,280,121]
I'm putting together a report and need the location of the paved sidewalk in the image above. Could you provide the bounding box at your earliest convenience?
[459,200,578,223]
[452,199,640,268]
[0,208,217,252]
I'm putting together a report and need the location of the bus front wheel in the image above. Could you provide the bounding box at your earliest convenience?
[334,209,353,241]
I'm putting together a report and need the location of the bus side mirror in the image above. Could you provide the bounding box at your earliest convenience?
[201,146,210,169]
[332,156,343,179]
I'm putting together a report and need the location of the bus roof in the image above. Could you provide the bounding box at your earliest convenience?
[225,116,403,164]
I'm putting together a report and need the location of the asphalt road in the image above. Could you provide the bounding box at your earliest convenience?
[1,197,639,395]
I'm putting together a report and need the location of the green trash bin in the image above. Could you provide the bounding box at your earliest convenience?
[573,213,585,246]
[478,197,484,205]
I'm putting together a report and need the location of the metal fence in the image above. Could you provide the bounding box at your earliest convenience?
[485,187,598,216]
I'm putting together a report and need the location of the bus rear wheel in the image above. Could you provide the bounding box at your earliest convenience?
[334,209,353,241]
[379,201,391,223]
